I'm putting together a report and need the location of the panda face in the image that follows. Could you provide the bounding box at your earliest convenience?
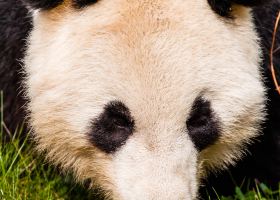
[24,0,266,199]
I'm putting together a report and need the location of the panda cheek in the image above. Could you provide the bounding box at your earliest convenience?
[186,97,221,151]
[88,101,135,154]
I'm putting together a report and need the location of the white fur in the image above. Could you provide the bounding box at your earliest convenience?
[24,0,265,199]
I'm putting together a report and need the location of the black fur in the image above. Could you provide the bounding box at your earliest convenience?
[233,0,268,7]
[186,97,220,151]
[21,0,63,10]
[0,0,32,136]
[88,101,135,154]
[208,0,232,17]
[201,0,280,197]
[21,0,99,10]
[73,0,98,9]
[208,0,270,17]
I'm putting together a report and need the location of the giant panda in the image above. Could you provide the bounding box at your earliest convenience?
[0,0,279,199]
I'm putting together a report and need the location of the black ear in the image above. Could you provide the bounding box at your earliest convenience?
[73,0,99,9]
[208,0,271,17]
[21,0,63,10]
[232,0,268,7]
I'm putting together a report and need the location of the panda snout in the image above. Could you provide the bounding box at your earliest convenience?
[110,136,199,200]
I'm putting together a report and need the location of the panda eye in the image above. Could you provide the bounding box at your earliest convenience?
[73,0,99,8]
[186,97,221,151]
[88,101,135,153]
[207,0,233,17]
[208,0,269,17]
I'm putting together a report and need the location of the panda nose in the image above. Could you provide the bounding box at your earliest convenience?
[114,159,198,200]
[124,178,194,199]
[112,137,198,200]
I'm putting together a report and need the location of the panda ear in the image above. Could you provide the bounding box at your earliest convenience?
[208,0,271,17]
[21,0,64,10]
[232,0,269,7]
[207,0,232,17]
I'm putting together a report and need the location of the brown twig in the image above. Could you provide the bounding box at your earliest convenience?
[270,11,280,95]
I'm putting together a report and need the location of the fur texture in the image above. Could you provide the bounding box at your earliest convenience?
[21,0,99,10]
[23,0,265,199]
[208,0,270,17]
[73,0,99,9]
[0,0,279,199]
[203,0,280,196]
[186,96,221,151]
[89,101,135,154]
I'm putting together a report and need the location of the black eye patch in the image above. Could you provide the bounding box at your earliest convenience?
[88,101,135,154]
[208,0,270,17]
[186,97,221,151]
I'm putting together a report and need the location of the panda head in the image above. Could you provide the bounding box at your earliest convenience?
[23,0,268,199]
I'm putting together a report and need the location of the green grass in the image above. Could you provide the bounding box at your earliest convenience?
[0,91,103,200]
[205,181,280,200]
[0,91,279,199]
[0,126,105,200]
